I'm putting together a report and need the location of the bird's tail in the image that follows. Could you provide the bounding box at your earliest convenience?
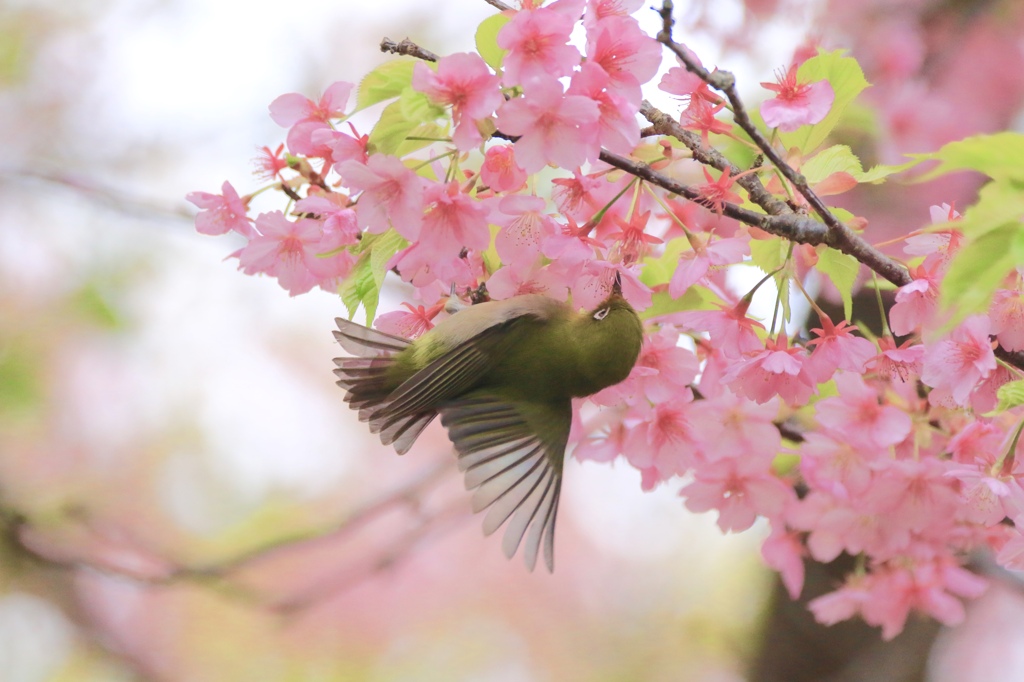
[332,318,436,455]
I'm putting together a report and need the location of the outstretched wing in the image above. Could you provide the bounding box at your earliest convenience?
[333,317,411,358]
[439,392,570,572]
[333,317,514,455]
[333,319,433,454]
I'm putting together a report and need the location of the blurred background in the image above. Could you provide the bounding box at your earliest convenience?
[3,0,1024,680]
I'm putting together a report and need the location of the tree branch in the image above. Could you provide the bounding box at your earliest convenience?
[380,37,439,62]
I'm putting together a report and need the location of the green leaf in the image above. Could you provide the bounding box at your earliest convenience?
[859,159,921,183]
[367,90,446,156]
[778,50,870,154]
[802,145,863,185]
[476,14,510,71]
[640,286,719,320]
[640,236,691,288]
[340,252,377,324]
[356,60,417,111]
[394,121,449,157]
[339,230,408,325]
[749,235,788,275]
[911,132,1024,182]
[952,178,1024,239]
[940,222,1021,323]
[369,229,408,296]
[815,246,860,321]
[989,380,1024,415]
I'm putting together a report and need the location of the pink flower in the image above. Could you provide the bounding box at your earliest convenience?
[493,194,557,267]
[861,458,960,534]
[670,301,765,359]
[945,464,1015,526]
[389,241,475,290]
[419,181,491,259]
[268,80,352,128]
[574,405,631,463]
[338,154,428,239]
[569,259,651,311]
[622,394,700,479]
[799,432,876,499]
[566,62,640,155]
[480,145,527,193]
[487,260,550,300]
[921,315,997,407]
[689,390,782,462]
[584,0,643,28]
[866,336,924,383]
[815,372,912,452]
[681,454,794,532]
[889,265,939,336]
[186,181,254,237]
[269,81,353,157]
[724,334,817,406]
[252,144,289,181]
[605,327,699,404]
[789,491,908,563]
[804,317,877,383]
[681,98,732,142]
[294,192,360,248]
[760,65,835,132]
[659,49,719,110]
[694,167,743,216]
[990,288,1024,351]
[584,15,661,101]
[762,527,806,599]
[495,78,601,173]
[668,231,749,297]
[605,210,663,266]
[413,52,503,151]
[313,126,369,172]
[375,301,445,339]
[237,211,352,296]
[497,5,581,87]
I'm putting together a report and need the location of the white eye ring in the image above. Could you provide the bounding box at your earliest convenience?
[593,307,610,320]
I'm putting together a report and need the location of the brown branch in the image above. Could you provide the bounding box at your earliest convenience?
[654,0,912,288]
[482,0,513,10]
[1,460,456,608]
[640,101,793,217]
[380,37,438,62]
[596,147,831,246]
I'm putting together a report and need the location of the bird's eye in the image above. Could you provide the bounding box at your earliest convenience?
[593,307,610,320]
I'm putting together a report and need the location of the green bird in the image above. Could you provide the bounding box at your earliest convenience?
[332,286,643,572]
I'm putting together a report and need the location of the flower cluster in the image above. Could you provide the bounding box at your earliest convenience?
[189,0,1024,640]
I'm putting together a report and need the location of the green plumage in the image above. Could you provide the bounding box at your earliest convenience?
[333,291,643,571]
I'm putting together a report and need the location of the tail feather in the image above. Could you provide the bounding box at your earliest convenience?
[333,318,435,455]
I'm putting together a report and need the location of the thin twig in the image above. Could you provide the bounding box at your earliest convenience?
[380,37,439,62]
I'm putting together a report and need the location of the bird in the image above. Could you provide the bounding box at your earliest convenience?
[332,284,643,571]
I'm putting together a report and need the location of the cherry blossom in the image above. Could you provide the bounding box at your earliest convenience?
[186,181,254,237]
[413,52,503,151]
[920,315,997,407]
[497,5,581,87]
[760,64,835,132]
[495,77,601,173]
[338,154,428,239]
[479,144,527,193]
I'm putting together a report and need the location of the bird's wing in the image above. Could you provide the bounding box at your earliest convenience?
[333,317,412,357]
[438,392,569,572]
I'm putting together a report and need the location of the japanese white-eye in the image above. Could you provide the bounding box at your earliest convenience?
[333,286,643,572]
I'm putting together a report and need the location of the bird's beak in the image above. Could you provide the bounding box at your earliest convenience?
[612,270,623,296]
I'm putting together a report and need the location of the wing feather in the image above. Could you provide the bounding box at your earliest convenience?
[333,317,411,357]
[439,394,569,572]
